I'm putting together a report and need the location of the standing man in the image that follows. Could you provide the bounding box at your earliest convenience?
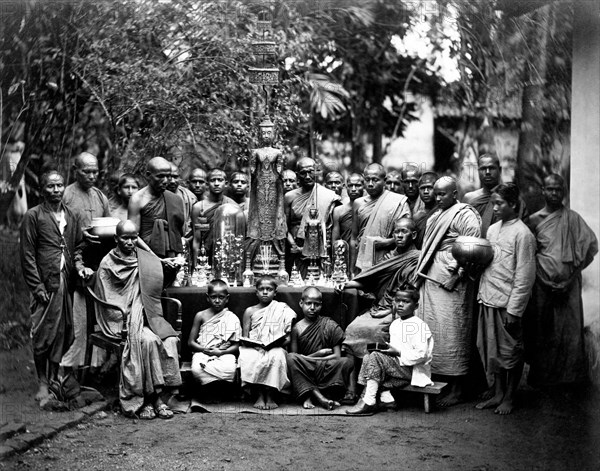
[413,171,438,249]
[415,176,481,406]
[128,157,185,284]
[20,171,90,402]
[332,173,364,246]
[463,154,529,238]
[526,174,598,387]
[229,171,250,213]
[61,151,110,373]
[167,162,197,235]
[401,164,424,214]
[352,163,410,273]
[188,168,208,201]
[284,158,341,276]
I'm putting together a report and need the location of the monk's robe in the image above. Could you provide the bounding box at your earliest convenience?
[176,186,197,236]
[477,219,536,385]
[193,195,236,258]
[191,308,241,384]
[408,196,425,216]
[286,317,353,400]
[343,248,420,358]
[525,207,598,386]
[140,190,185,258]
[413,204,437,250]
[94,247,182,414]
[338,205,354,244]
[415,203,481,376]
[466,189,529,238]
[20,202,84,364]
[355,190,411,271]
[239,301,296,391]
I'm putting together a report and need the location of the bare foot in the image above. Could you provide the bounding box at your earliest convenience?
[436,391,464,408]
[264,398,279,410]
[303,398,315,409]
[494,399,514,415]
[254,397,267,410]
[479,387,495,400]
[475,395,504,410]
[316,397,340,410]
[35,383,51,402]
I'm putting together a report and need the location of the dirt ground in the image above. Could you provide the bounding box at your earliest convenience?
[1,348,600,471]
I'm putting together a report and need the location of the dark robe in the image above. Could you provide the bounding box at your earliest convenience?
[140,190,185,258]
[287,317,353,400]
[413,205,437,250]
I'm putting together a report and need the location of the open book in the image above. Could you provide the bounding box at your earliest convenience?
[239,333,288,350]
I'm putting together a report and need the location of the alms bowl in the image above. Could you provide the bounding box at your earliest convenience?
[89,217,120,238]
[451,236,493,267]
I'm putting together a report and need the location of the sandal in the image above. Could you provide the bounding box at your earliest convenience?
[341,392,358,405]
[139,404,156,420]
[155,403,174,420]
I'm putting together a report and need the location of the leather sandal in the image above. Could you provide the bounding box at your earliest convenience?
[139,404,156,420]
[155,403,174,420]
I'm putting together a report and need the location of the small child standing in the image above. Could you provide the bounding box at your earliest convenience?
[238,276,297,410]
[347,285,433,415]
[475,183,536,415]
[188,279,241,386]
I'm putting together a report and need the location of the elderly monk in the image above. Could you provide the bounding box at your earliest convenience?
[332,173,364,246]
[525,174,598,387]
[61,152,110,372]
[343,217,420,359]
[402,164,424,214]
[415,176,481,406]
[287,287,354,410]
[463,154,529,238]
[282,169,298,193]
[385,170,403,194]
[352,163,410,273]
[413,171,438,249]
[191,169,237,265]
[284,158,341,276]
[324,171,345,197]
[167,162,197,235]
[20,171,90,402]
[188,168,208,201]
[94,220,181,419]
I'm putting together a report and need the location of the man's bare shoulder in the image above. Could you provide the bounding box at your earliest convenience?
[243,304,261,317]
[463,188,485,204]
[284,188,303,205]
[195,307,217,322]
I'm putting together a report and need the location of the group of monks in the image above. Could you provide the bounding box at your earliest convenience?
[19,150,597,418]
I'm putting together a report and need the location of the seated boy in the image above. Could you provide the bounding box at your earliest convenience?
[347,284,434,415]
[238,276,297,410]
[286,287,354,410]
[188,279,241,387]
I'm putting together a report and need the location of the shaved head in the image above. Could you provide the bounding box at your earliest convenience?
[419,171,438,185]
[401,165,421,180]
[301,286,322,300]
[147,156,171,174]
[364,163,386,179]
[544,173,565,188]
[395,217,416,232]
[116,219,138,236]
[434,176,457,193]
[74,151,98,169]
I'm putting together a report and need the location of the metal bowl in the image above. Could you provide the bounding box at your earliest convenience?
[89,217,120,238]
[451,236,494,267]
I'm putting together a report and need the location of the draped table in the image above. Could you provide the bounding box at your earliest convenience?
[164,286,369,361]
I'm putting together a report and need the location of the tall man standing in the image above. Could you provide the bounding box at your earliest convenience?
[167,162,197,235]
[20,171,90,401]
[526,174,598,386]
[413,171,438,249]
[187,168,208,201]
[415,176,481,406]
[352,163,410,273]
[332,173,364,246]
[61,152,110,372]
[402,165,424,214]
[284,158,341,276]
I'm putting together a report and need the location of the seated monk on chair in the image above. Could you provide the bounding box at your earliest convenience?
[94,220,182,420]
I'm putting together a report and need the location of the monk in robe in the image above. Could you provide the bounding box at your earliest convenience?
[284,158,341,276]
[413,171,438,249]
[343,218,420,359]
[525,174,598,387]
[402,164,425,214]
[94,220,181,419]
[282,169,298,193]
[352,163,410,273]
[61,152,111,372]
[229,171,249,213]
[20,171,90,402]
[385,170,403,194]
[415,176,481,407]
[287,287,354,410]
[188,168,207,201]
[463,154,529,238]
[167,162,197,236]
[129,157,185,285]
[191,169,236,266]
[239,276,296,410]
[332,173,364,246]
[188,280,241,387]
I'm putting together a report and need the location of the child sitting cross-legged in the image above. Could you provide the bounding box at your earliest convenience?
[347,284,434,415]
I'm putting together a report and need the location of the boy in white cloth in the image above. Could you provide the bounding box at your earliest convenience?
[239,276,297,410]
[347,284,433,415]
[188,279,241,386]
